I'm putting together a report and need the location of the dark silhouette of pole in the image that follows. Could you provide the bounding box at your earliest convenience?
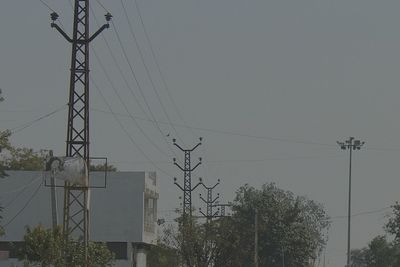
[173,137,202,221]
[50,4,111,265]
[199,179,220,222]
[255,208,258,267]
[337,137,364,267]
[48,150,58,229]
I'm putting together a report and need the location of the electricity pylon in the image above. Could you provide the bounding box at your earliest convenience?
[50,2,111,264]
[199,179,220,222]
[173,137,202,221]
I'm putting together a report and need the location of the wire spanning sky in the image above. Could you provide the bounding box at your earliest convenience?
[2,0,400,265]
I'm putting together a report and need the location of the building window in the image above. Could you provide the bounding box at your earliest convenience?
[144,196,157,233]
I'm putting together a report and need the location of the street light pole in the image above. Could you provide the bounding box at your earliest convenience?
[337,137,364,267]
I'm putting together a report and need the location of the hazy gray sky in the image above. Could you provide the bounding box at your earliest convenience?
[2,0,400,265]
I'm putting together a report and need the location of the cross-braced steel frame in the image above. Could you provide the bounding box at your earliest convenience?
[199,180,220,222]
[50,2,111,264]
[173,138,202,220]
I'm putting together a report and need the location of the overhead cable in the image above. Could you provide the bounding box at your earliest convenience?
[92,47,171,157]
[5,104,67,135]
[131,0,197,139]
[119,0,184,145]
[327,207,391,221]
[94,0,109,13]
[91,77,175,178]
[0,175,42,196]
[38,0,56,12]
[89,7,150,120]
[91,107,337,147]
[2,180,43,228]
[111,20,177,156]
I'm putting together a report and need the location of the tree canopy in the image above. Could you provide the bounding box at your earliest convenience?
[351,202,400,267]
[17,225,115,267]
[152,182,330,267]
[219,183,330,267]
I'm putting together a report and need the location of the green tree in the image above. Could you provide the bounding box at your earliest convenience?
[4,148,47,171]
[385,202,400,241]
[351,203,400,267]
[147,242,180,267]
[0,130,12,177]
[364,236,397,267]
[351,236,399,267]
[18,225,64,267]
[351,248,367,267]
[153,183,330,267]
[217,183,330,267]
[0,131,46,172]
[0,130,12,236]
[17,225,115,267]
[89,163,117,172]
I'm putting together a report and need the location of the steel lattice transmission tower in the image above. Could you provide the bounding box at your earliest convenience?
[199,179,220,222]
[50,1,111,262]
[173,138,202,220]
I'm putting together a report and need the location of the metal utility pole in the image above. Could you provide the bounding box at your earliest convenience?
[254,208,258,267]
[50,3,111,264]
[337,137,364,267]
[48,150,58,229]
[199,179,220,222]
[173,137,202,221]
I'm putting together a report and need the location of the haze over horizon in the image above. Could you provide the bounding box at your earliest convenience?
[2,0,400,265]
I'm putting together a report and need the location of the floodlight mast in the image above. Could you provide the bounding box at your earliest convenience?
[337,137,365,267]
[50,3,111,266]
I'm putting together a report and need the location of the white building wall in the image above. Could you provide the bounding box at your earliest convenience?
[0,171,159,267]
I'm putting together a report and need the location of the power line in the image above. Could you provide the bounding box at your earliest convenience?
[111,20,177,156]
[0,109,52,113]
[119,0,184,145]
[0,175,41,196]
[92,46,171,157]
[38,0,56,12]
[108,154,344,165]
[8,104,67,135]
[328,207,391,221]
[92,107,400,151]
[90,9,177,158]
[89,7,151,121]
[131,0,197,139]
[3,177,42,210]
[91,77,175,178]
[2,180,43,228]
[38,0,68,30]
[94,0,109,13]
[91,107,336,147]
